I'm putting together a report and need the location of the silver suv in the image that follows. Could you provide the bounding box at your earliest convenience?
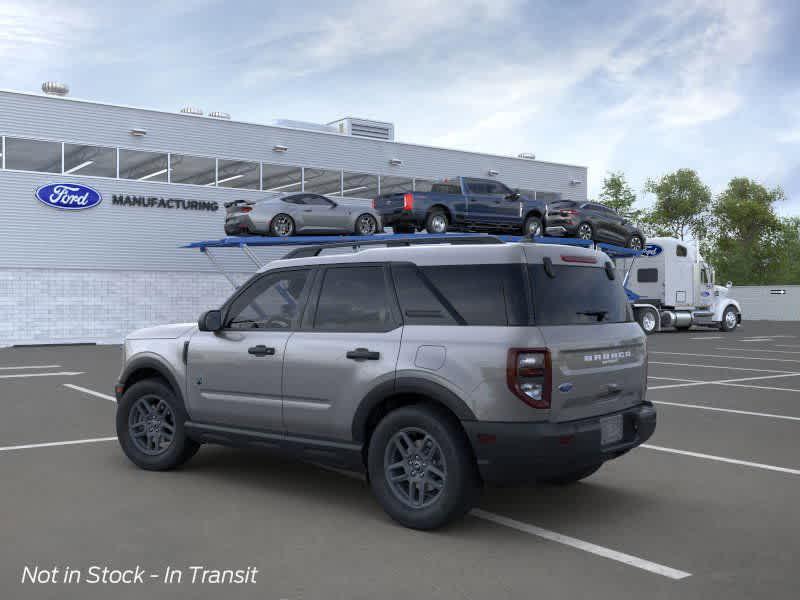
[115,240,656,530]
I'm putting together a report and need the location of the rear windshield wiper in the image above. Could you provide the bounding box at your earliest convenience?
[576,310,608,322]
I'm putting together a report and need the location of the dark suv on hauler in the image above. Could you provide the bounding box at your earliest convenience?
[115,239,655,530]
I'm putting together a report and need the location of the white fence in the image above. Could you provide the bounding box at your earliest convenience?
[732,285,800,321]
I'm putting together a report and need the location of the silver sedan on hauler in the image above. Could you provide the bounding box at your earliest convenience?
[224,192,383,237]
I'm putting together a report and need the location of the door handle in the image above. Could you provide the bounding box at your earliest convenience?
[303,209,313,212]
[248,345,275,357]
[346,348,380,360]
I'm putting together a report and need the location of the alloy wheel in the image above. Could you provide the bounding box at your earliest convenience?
[272,215,293,237]
[725,309,737,329]
[128,394,176,456]
[577,223,593,240]
[527,219,542,237]
[357,214,377,235]
[642,310,656,333]
[429,215,447,233]
[629,236,643,250]
[384,427,447,509]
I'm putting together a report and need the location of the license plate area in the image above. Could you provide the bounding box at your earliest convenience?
[600,414,623,446]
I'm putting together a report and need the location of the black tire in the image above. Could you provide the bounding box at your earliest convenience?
[392,224,416,234]
[116,378,200,471]
[627,234,644,250]
[523,215,543,238]
[576,222,594,240]
[355,213,379,235]
[425,209,449,234]
[538,463,602,485]
[635,307,658,335]
[269,214,295,237]
[720,306,738,332]
[367,405,480,530]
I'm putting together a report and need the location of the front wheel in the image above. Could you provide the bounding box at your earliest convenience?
[269,214,295,237]
[523,215,543,238]
[720,306,739,332]
[368,405,480,530]
[425,210,449,234]
[355,213,379,235]
[116,378,199,471]
[635,307,658,335]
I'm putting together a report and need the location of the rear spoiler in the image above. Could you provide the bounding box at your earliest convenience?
[223,199,256,209]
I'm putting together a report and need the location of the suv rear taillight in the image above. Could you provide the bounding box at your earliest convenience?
[403,193,414,211]
[507,349,551,409]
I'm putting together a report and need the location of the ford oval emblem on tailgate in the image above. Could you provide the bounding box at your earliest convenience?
[558,383,574,393]
[35,183,103,210]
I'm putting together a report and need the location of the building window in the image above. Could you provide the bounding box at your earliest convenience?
[119,149,169,182]
[262,163,302,192]
[341,171,379,199]
[170,154,216,186]
[304,167,342,196]
[4,137,61,173]
[379,176,413,196]
[217,159,260,189]
[63,144,117,177]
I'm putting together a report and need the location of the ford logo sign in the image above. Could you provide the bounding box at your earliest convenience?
[35,183,103,210]
[642,244,662,257]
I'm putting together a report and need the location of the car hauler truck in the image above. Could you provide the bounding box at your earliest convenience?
[618,237,742,334]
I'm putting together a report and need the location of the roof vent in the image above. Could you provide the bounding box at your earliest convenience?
[328,117,395,141]
[517,152,536,160]
[209,111,231,120]
[270,119,337,134]
[41,81,69,96]
[180,106,204,116]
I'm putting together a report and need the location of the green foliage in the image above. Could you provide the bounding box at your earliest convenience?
[598,171,640,220]
[642,169,712,240]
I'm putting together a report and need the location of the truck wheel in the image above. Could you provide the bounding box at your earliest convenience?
[524,215,543,237]
[367,405,480,530]
[425,210,449,234]
[635,307,658,335]
[116,378,200,471]
[720,306,738,332]
[577,222,594,240]
[538,463,602,485]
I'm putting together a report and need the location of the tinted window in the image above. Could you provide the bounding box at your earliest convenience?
[380,176,414,195]
[391,264,458,325]
[529,265,630,325]
[485,181,512,195]
[637,268,659,283]
[5,137,61,173]
[119,149,169,182]
[465,180,489,194]
[314,266,394,331]
[226,270,311,330]
[342,171,379,199]
[306,195,334,206]
[64,143,117,177]
[676,245,688,257]
[218,159,260,189]
[414,264,528,326]
[263,163,302,193]
[282,195,306,205]
[170,154,216,186]
[430,183,461,194]
[304,168,342,196]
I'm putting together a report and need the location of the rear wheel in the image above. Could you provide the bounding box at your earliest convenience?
[425,210,449,234]
[368,405,479,530]
[576,222,594,240]
[355,213,378,235]
[627,234,644,250]
[538,463,602,485]
[720,306,738,332]
[635,307,658,335]
[269,214,295,237]
[116,378,199,471]
[523,215,543,237]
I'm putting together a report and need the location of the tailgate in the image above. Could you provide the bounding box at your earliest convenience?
[373,193,408,213]
[541,323,646,422]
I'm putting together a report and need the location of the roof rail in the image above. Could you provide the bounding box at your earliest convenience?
[283,234,504,259]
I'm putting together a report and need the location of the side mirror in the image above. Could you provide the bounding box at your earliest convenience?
[506,191,521,201]
[198,309,223,332]
[726,281,733,289]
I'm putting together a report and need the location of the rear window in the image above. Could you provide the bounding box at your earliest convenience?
[392,264,528,326]
[529,265,631,325]
[430,183,462,194]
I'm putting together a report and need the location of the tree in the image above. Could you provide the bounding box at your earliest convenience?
[598,171,639,220]
[643,169,712,240]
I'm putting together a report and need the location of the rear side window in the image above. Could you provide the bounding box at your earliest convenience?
[393,264,528,326]
[637,268,659,283]
[314,266,394,332]
[529,265,631,325]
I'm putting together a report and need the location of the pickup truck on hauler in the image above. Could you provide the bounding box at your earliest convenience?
[373,177,548,236]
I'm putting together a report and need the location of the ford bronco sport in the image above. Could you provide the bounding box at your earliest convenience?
[115,240,655,530]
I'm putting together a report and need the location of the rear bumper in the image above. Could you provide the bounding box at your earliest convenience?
[462,402,656,484]
[378,208,423,227]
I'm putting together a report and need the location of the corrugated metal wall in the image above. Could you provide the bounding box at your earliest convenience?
[730,286,800,321]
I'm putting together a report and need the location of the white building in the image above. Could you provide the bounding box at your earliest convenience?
[0,85,588,346]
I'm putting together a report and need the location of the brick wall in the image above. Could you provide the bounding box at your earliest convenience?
[0,269,250,346]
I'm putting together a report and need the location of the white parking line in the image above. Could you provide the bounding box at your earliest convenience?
[717,347,800,355]
[0,437,116,453]
[651,351,800,364]
[642,444,800,476]
[648,376,695,382]
[652,400,800,422]
[471,510,691,580]
[0,371,85,379]
[688,336,723,340]
[716,382,800,393]
[648,372,800,390]
[649,361,795,374]
[0,364,61,370]
[63,384,116,402]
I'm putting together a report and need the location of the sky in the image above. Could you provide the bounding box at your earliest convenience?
[2,0,799,215]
